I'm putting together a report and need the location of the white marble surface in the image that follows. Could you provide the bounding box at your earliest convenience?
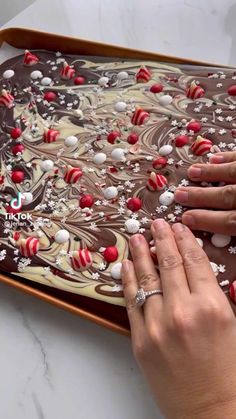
[1,1,236,418]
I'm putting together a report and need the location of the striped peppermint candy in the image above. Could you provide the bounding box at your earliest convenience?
[43,128,60,143]
[147,172,168,191]
[191,135,213,156]
[23,50,39,66]
[136,66,152,83]
[64,165,83,183]
[71,248,93,271]
[19,237,39,257]
[186,80,205,99]
[131,108,150,125]
[0,89,14,108]
[60,61,75,80]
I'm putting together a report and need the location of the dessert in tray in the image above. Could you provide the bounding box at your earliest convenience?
[0,49,235,306]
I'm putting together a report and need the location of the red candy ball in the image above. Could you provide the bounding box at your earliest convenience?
[229,281,236,304]
[43,91,57,102]
[232,129,236,138]
[103,246,118,263]
[12,144,25,155]
[10,127,22,139]
[228,85,236,96]
[152,157,167,170]
[79,194,94,209]
[186,120,202,133]
[107,131,120,144]
[127,197,142,212]
[150,83,163,93]
[74,76,86,85]
[127,133,139,144]
[11,170,25,183]
[175,135,190,147]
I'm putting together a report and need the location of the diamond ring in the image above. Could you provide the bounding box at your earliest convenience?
[135,287,163,307]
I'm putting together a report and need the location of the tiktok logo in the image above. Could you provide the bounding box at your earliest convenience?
[10,192,24,210]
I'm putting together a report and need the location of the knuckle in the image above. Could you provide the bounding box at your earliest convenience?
[201,299,222,319]
[168,308,193,334]
[125,296,137,312]
[132,339,146,361]
[139,272,158,288]
[226,211,236,231]
[159,254,182,270]
[148,324,163,346]
[221,185,236,209]
[182,248,207,266]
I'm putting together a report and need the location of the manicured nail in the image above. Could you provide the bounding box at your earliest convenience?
[182,214,195,228]
[130,234,143,247]
[172,223,186,233]
[209,155,225,164]
[122,259,130,274]
[188,166,202,179]
[175,189,189,203]
[153,218,166,230]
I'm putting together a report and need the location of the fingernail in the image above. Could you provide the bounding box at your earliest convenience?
[175,189,189,203]
[152,218,166,231]
[182,214,195,228]
[172,223,186,233]
[122,259,130,274]
[209,155,224,164]
[188,166,202,179]
[130,234,143,247]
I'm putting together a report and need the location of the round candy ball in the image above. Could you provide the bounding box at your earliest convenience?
[127,133,139,145]
[124,219,140,234]
[41,77,52,86]
[64,135,78,147]
[159,191,174,206]
[3,69,15,79]
[111,148,125,162]
[228,85,236,96]
[103,186,118,200]
[22,192,33,205]
[93,152,107,164]
[12,144,25,155]
[11,171,25,184]
[175,135,189,147]
[152,157,167,170]
[150,83,163,93]
[159,144,173,156]
[74,76,85,85]
[111,262,122,280]
[159,94,173,106]
[103,246,118,262]
[117,71,128,80]
[127,197,142,212]
[98,76,109,87]
[186,120,202,133]
[114,101,127,112]
[30,70,43,80]
[44,91,57,102]
[79,194,94,209]
[211,233,231,248]
[10,127,22,139]
[54,229,70,244]
[40,160,54,172]
[107,131,120,144]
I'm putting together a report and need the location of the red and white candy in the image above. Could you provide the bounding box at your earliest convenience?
[152,157,167,170]
[191,135,213,156]
[0,89,14,108]
[64,165,83,183]
[23,50,39,66]
[186,120,202,133]
[71,248,92,271]
[131,108,150,125]
[147,172,168,191]
[186,80,205,99]
[43,128,60,143]
[60,61,75,80]
[136,66,152,83]
[19,237,39,257]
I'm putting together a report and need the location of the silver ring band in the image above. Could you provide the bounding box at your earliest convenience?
[135,287,163,307]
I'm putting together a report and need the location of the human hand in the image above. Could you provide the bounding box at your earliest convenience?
[174,151,236,234]
[121,220,236,419]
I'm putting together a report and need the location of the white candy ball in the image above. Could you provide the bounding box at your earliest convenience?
[93,152,107,164]
[117,71,128,80]
[159,191,175,206]
[159,94,173,106]
[125,219,140,234]
[30,70,43,80]
[103,186,118,200]
[211,233,231,248]
[40,159,54,172]
[111,262,122,280]
[159,144,173,156]
[210,262,219,276]
[196,237,203,248]
[21,192,33,205]
[64,135,78,147]
[41,77,52,86]
[74,109,83,119]
[98,76,109,87]
[54,229,70,244]
[111,148,125,161]
[114,101,127,112]
[3,69,15,79]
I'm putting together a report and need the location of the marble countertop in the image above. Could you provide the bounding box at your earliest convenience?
[1,1,236,418]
